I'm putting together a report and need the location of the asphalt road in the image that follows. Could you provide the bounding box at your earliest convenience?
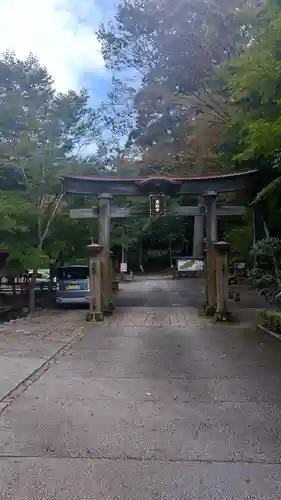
[0,278,280,498]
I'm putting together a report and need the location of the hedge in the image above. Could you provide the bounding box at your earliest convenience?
[258,309,281,335]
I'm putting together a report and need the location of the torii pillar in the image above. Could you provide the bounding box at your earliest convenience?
[203,190,218,315]
[193,197,205,258]
[98,193,114,315]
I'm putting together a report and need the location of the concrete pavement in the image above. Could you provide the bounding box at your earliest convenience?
[116,276,203,308]
[0,279,280,498]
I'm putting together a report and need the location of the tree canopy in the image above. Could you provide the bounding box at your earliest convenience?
[97,0,257,174]
[2,0,281,277]
[95,0,281,273]
[0,52,103,270]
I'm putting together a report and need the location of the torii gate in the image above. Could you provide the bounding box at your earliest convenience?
[62,169,257,321]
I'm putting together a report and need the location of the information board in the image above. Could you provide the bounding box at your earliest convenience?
[177,258,204,273]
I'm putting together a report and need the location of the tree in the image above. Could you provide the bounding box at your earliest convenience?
[98,0,257,174]
[0,52,103,308]
[224,2,281,160]
[218,1,281,210]
[98,0,252,80]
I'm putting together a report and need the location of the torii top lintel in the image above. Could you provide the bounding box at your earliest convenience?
[62,169,257,197]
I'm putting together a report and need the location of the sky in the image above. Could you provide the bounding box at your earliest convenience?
[0,0,115,104]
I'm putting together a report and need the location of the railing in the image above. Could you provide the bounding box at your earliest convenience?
[0,278,56,317]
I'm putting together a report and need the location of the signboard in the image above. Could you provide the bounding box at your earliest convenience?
[177,258,204,273]
[120,262,128,273]
[149,194,166,216]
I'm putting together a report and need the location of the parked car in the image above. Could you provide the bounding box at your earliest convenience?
[55,265,90,306]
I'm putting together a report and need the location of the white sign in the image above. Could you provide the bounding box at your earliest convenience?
[120,262,127,273]
[177,258,204,272]
[70,208,96,219]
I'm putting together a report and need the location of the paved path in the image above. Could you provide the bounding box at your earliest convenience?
[0,279,280,498]
[116,277,203,308]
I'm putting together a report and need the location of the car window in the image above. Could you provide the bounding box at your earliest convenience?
[57,266,89,280]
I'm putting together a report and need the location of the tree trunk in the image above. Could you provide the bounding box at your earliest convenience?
[28,193,64,315]
[139,243,144,272]
[262,217,281,288]
[169,242,173,268]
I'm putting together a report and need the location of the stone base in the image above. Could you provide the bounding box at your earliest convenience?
[103,301,114,316]
[85,311,94,322]
[95,312,104,322]
[214,310,233,323]
[204,304,216,317]
[109,301,115,312]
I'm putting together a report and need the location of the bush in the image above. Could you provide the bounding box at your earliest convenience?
[258,309,281,334]
[248,236,281,289]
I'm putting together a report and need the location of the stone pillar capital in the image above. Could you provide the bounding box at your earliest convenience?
[214,241,230,255]
[86,243,104,255]
[203,190,217,206]
[98,193,113,201]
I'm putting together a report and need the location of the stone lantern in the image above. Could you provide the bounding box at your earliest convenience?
[86,243,104,322]
[214,241,232,322]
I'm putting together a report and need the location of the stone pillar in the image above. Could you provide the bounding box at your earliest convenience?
[86,243,104,322]
[214,241,232,322]
[98,193,114,315]
[193,196,205,258]
[203,190,217,315]
[109,251,115,305]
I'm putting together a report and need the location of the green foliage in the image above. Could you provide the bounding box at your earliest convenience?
[5,1,281,276]
[0,50,194,271]
[97,0,253,175]
[250,237,281,258]
[225,224,253,261]
[0,51,102,270]
[247,237,281,286]
[219,1,281,183]
[248,268,275,286]
[142,216,189,252]
[7,246,50,273]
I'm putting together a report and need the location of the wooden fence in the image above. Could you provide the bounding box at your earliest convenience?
[0,278,56,319]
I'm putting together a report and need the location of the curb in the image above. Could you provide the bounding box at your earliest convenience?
[257,323,281,341]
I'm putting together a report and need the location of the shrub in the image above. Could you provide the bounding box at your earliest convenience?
[258,309,281,334]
